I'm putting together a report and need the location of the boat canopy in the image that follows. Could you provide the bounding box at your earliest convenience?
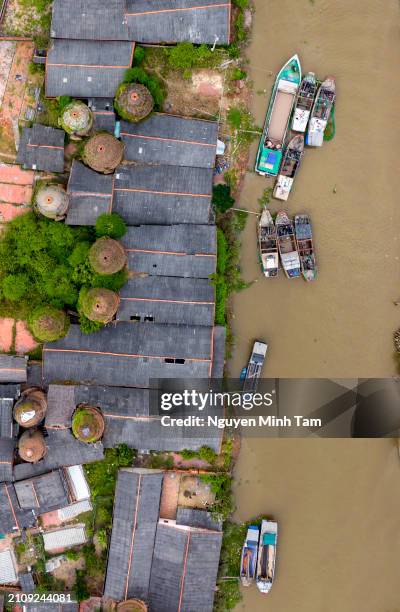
[263,533,277,546]
[257,148,282,175]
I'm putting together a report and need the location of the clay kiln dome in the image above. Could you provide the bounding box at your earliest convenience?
[115,83,154,123]
[18,429,46,463]
[14,388,47,428]
[83,133,124,174]
[72,405,105,443]
[80,287,120,323]
[30,306,70,343]
[88,237,127,275]
[60,100,93,137]
[35,184,69,220]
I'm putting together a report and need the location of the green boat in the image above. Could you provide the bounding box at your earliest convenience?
[255,55,302,177]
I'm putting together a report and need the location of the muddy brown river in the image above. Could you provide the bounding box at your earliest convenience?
[232,1,400,610]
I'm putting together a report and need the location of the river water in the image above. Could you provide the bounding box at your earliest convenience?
[232,1,400,610]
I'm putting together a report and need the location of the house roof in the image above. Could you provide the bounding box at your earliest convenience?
[0,482,37,534]
[66,160,113,225]
[122,224,216,279]
[117,276,215,326]
[17,125,65,173]
[113,164,213,225]
[0,385,20,439]
[104,468,163,601]
[211,324,226,378]
[125,0,231,45]
[148,521,222,612]
[176,507,222,531]
[51,0,130,40]
[46,39,134,98]
[46,384,76,428]
[43,524,87,551]
[93,110,116,134]
[14,470,69,513]
[0,549,17,584]
[18,572,35,593]
[43,322,216,387]
[12,430,103,481]
[0,356,27,383]
[0,437,15,482]
[120,114,218,168]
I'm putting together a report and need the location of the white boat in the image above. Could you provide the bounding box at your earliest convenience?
[275,211,301,279]
[240,525,260,586]
[292,72,317,132]
[306,76,336,147]
[242,341,268,394]
[256,519,278,594]
[273,134,304,201]
[258,208,278,277]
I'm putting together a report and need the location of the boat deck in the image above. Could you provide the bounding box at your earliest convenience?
[268,90,294,142]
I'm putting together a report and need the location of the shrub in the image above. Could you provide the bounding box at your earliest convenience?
[2,273,29,301]
[133,45,146,65]
[198,445,217,464]
[212,185,235,214]
[167,42,213,74]
[74,570,90,602]
[233,0,248,7]
[78,314,104,335]
[95,213,127,239]
[122,67,165,110]
[29,305,70,342]
[227,107,242,130]
[231,67,247,81]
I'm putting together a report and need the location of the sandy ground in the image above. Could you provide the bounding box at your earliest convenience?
[0,317,38,353]
[0,317,14,351]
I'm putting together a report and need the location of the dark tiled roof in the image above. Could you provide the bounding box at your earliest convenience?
[120,114,218,168]
[104,468,163,601]
[0,385,20,439]
[14,470,69,513]
[125,0,231,44]
[93,110,116,134]
[122,224,216,279]
[66,160,113,225]
[0,482,36,533]
[13,430,103,481]
[0,437,15,482]
[17,125,64,173]
[46,39,134,98]
[148,522,222,612]
[211,325,226,378]
[18,572,35,593]
[46,384,76,428]
[113,164,213,225]
[0,356,27,383]
[176,507,222,531]
[117,276,215,326]
[43,323,215,387]
[51,0,130,40]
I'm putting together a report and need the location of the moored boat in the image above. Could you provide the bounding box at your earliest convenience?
[292,72,317,132]
[255,55,301,177]
[243,341,268,394]
[240,525,260,586]
[306,76,336,147]
[275,211,301,278]
[295,214,317,281]
[258,208,278,277]
[256,519,278,594]
[273,134,304,201]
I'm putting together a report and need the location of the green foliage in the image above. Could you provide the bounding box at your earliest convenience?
[214,229,228,325]
[227,106,260,147]
[149,453,174,469]
[179,445,217,464]
[74,570,90,602]
[227,107,242,130]
[95,213,127,239]
[65,550,80,561]
[199,473,234,521]
[28,62,45,75]
[214,580,242,611]
[57,95,73,111]
[29,305,70,342]
[78,314,104,335]
[166,42,214,77]
[212,184,235,214]
[2,273,29,301]
[84,444,135,499]
[96,528,108,549]
[122,66,165,110]
[133,45,146,65]
[230,67,247,81]
[233,0,249,7]
[258,187,273,209]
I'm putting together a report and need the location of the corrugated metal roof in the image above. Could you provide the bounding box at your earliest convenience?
[176,507,222,531]
[43,322,215,387]
[51,0,130,40]
[17,125,64,173]
[58,498,92,521]
[113,164,213,225]
[66,160,113,226]
[65,465,91,501]
[19,571,35,593]
[125,0,231,44]
[117,276,215,326]
[104,468,163,601]
[43,524,87,551]
[0,356,27,383]
[0,549,17,584]
[121,114,218,168]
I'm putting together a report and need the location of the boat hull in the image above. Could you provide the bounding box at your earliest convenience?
[256,520,278,594]
[276,211,301,279]
[273,134,304,201]
[306,76,336,147]
[258,208,279,277]
[295,214,317,281]
[292,72,317,132]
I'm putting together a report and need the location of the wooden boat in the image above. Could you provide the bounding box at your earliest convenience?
[242,341,268,394]
[306,76,336,147]
[255,55,301,177]
[273,134,304,201]
[292,72,317,132]
[295,214,317,281]
[256,520,278,594]
[275,211,301,278]
[240,525,260,586]
[258,208,278,277]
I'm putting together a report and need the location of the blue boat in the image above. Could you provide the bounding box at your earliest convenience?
[240,525,260,586]
[255,55,302,177]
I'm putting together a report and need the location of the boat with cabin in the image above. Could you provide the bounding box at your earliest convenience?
[273,134,304,201]
[295,214,317,281]
[292,72,317,132]
[242,341,268,394]
[255,55,302,177]
[240,525,260,586]
[275,211,301,278]
[256,519,278,594]
[258,208,278,277]
[306,76,336,147]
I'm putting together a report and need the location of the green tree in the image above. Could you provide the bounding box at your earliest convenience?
[212,184,235,213]
[95,213,127,239]
[2,273,29,301]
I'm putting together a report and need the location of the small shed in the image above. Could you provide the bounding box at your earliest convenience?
[0,549,17,584]
[43,524,87,552]
[17,124,65,173]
